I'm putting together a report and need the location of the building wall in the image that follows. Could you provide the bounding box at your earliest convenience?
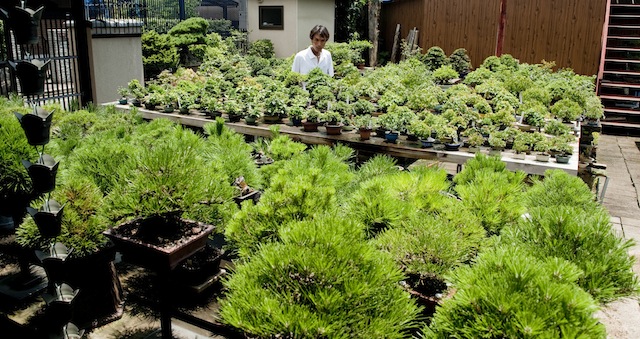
[247,0,334,58]
[381,0,606,75]
[90,35,144,104]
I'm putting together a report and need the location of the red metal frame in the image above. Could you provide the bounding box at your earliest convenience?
[597,0,612,94]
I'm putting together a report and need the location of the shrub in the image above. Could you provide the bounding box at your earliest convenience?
[373,211,485,294]
[141,30,179,78]
[448,48,472,76]
[432,65,459,85]
[424,246,605,338]
[422,46,448,71]
[550,98,582,122]
[220,215,422,338]
[248,39,274,59]
[524,169,599,211]
[503,206,638,302]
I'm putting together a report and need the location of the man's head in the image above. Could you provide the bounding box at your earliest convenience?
[309,25,329,54]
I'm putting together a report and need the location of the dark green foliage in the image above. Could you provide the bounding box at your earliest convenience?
[448,48,472,75]
[503,206,638,302]
[424,246,605,338]
[142,30,179,78]
[168,17,209,47]
[220,214,422,338]
[422,46,448,71]
[248,39,275,59]
[525,169,599,211]
[225,146,354,258]
[104,122,236,226]
[53,109,98,156]
[373,211,485,292]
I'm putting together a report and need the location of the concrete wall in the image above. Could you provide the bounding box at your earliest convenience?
[247,0,334,58]
[89,35,144,104]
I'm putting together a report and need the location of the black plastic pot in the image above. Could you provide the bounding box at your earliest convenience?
[14,108,55,146]
[22,154,59,193]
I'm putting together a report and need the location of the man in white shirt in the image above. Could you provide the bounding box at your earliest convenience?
[292,25,334,77]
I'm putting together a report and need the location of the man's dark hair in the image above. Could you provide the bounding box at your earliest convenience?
[309,25,330,40]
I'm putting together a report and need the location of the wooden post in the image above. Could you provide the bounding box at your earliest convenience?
[390,24,400,63]
[496,0,507,56]
[368,0,381,67]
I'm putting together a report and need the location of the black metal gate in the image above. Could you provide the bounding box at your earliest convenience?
[0,1,91,109]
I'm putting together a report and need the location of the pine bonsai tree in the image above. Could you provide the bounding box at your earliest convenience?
[424,246,606,338]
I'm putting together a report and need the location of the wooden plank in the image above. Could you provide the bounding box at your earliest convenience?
[604,107,640,115]
[390,24,401,63]
[600,94,640,101]
[600,81,640,89]
[109,103,579,176]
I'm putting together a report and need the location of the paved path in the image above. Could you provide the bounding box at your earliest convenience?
[594,134,640,339]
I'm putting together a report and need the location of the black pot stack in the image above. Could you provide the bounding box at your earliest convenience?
[14,106,84,338]
[1,3,51,96]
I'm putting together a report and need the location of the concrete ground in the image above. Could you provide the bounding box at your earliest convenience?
[593,134,640,339]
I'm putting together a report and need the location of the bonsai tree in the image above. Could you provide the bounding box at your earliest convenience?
[533,136,550,155]
[247,39,275,59]
[544,119,572,136]
[243,104,262,123]
[304,107,321,123]
[432,65,460,85]
[583,95,604,122]
[353,98,376,116]
[465,130,485,150]
[354,114,374,130]
[488,131,507,151]
[449,48,472,76]
[422,46,448,71]
[224,99,243,117]
[550,98,582,122]
[407,119,432,140]
[377,113,403,133]
[321,110,343,126]
[550,136,573,156]
[127,79,147,106]
[117,87,128,104]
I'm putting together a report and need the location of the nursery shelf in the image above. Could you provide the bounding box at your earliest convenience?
[111,104,579,176]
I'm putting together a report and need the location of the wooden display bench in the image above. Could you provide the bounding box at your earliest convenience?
[111,104,579,176]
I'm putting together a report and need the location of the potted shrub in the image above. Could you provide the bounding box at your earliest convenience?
[117,87,129,105]
[511,136,530,160]
[534,137,551,162]
[243,105,261,125]
[144,91,162,110]
[127,79,147,107]
[224,99,243,122]
[465,130,485,154]
[422,46,448,71]
[550,136,573,164]
[432,65,460,87]
[488,131,507,156]
[287,105,305,126]
[377,113,403,143]
[436,125,460,150]
[263,92,288,124]
[353,98,376,116]
[583,96,604,126]
[322,110,344,135]
[550,98,582,122]
[449,48,472,77]
[302,108,321,132]
[354,114,374,140]
[407,120,435,148]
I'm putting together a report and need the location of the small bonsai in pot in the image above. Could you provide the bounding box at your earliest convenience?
[117,87,129,105]
[243,105,262,125]
[377,113,404,143]
[533,136,551,162]
[354,114,374,140]
[286,105,305,126]
[432,65,460,86]
[263,92,288,124]
[512,133,532,160]
[488,131,507,156]
[449,48,472,77]
[407,119,434,148]
[583,96,604,125]
[550,98,582,122]
[224,99,243,122]
[465,130,485,153]
[127,79,147,107]
[353,98,376,116]
[302,108,321,132]
[550,136,573,164]
[322,110,344,135]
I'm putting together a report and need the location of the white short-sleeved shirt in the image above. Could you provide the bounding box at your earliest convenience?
[291,46,334,77]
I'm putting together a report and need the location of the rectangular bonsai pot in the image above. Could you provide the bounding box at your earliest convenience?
[103,219,214,272]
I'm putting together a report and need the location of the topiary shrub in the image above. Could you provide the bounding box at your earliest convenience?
[448,48,472,76]
[432,65,459,85]
[424,246,606,338]
[503,206,638,302]
[168,17,210,66]
[220,214,422,338]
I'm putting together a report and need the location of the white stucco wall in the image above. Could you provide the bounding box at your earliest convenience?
[90,36,144,104]
[247,0,334,58]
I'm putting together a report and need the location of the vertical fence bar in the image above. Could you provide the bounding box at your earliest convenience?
[179,0,186,21]
[70,0,93,106]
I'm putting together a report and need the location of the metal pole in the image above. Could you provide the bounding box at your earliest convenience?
[179,0,186,21]
[70,0,94,106]
[496,0,507,56]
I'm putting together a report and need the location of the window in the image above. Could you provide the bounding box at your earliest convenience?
[259,6,283,30]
